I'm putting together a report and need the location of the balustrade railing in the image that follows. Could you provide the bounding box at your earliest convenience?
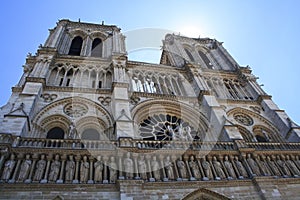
[245,142,300,150]
[0,134,300,151]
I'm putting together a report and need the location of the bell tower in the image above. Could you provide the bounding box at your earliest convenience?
[0,19,131,139]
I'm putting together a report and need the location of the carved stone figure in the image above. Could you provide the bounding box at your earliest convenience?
[257,155,271,176]
[1,154,16,181]
[151,156,161,181]
[164,156,174,180]
[177,157,187,179]
[123,153,133,179]
[48,154,61,182]
[80,156,89,183]
[168,125,179,141]
[94,156,104,183]
[246,154,260,175]
[68,122,78,139]
[189,156,201,179]
[285,155,300,176]
[183,126,193,142]
[33,154,46,181]
[266,156,281,176]
[17,154,32,181]
[223,156,236,178]
[109,157,117,183]
[276,155,291,176]
[234,156,248,178]
[138,155,147,180]
[65,155,75,183]
[202,157,211,179]
[212,156,226,179]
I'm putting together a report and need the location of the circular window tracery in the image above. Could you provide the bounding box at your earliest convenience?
[63,103,88,118]
[233,113,253,126]
[139,114,197,141]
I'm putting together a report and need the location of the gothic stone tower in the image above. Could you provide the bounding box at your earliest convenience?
[0,19,300,200]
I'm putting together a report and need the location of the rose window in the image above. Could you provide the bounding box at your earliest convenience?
[139,114,197,141]
[233,113,253,126]
[63,103,88,118]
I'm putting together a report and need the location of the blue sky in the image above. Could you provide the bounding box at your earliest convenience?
[0,0,299,123]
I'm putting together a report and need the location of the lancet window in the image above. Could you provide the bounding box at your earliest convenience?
[131,71,186,96]
[204,76,255,100]
[47,64,112,89]
[68,36,83,56]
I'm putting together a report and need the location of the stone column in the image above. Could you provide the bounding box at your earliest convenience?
[25,153,38,183]
[57,154,67,183]
[196,155,205,179]
[88,156,94,184]
[208,155,217,180]
[183,155,193,181]
[239,153,251,177]
[229,155,240,178]
[133,154,139,179]
[219,155,230,179]
[9,153,23,183]
[117,152,124,179]
[102,156,109,184]
[171,155,179,180]
[146,155,153,181]
[0,151,8,170]
[159,155,167,181]
[73,155,81,184]
[41,154,52,183]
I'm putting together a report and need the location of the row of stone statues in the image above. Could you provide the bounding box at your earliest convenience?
[1,153,300,184]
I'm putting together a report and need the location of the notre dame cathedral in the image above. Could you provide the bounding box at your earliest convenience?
[0,19,299,200]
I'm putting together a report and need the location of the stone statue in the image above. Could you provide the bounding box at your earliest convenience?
[233,156,248,178]
[48,154,61,182]
[164,156,174,180]
[123,153,133,179]
[109,157,117,183]
[68,122,78,139]
[212,156,226,179]
[257,155,271,176]
[285,155,300,176]
[33,154,46,181]
[223,156,236,179]
[184,126,193,142]
[168,125,179,141]
[94,156,104,183]
[201,157,212,179]
[151,156,161,181]
[138,155,147,180]
[17,154,32,182]
[80,156,89,183]
[246,154,260,176]
[189,156,201,179]
[1,154,16,181]
[177,157,187,179]
[266,156,281,176]
[276,155,291,177]
[65,155,75,183]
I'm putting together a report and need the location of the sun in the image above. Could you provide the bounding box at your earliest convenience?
[180,25,203,38]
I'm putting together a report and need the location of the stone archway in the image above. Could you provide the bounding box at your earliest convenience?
[182,188,231,200]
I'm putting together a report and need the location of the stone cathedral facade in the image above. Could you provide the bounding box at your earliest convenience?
[0,19,300,200]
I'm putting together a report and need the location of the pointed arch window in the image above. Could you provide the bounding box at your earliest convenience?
[198,50,212,69]
[184,48,195,62]
[68,36,83,56]
[91,38,102,57]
